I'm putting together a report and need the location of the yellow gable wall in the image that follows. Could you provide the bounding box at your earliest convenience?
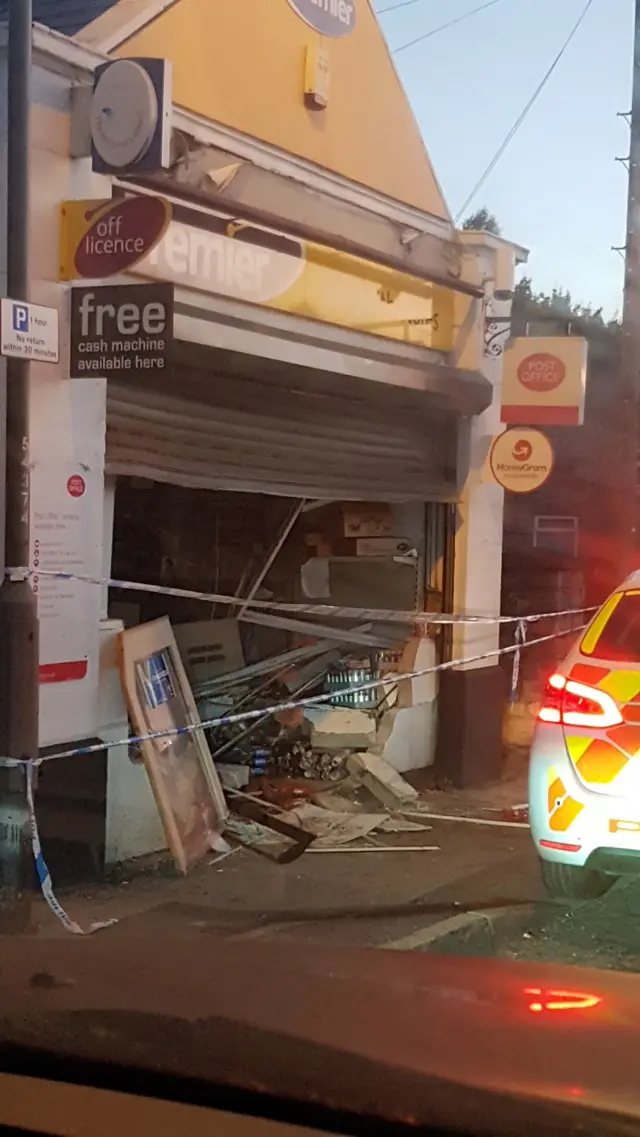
[111,0,451,217]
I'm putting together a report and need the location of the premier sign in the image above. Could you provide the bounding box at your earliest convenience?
[136,212,305,304]
[70,283,174,378]
[287,0,356,36]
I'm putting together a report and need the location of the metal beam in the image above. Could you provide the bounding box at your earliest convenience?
[128,174,484,301]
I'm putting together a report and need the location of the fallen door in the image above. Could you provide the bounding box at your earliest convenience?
[120,617,228,874]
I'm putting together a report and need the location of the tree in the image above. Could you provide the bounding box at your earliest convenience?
[462,207,502,236]
[514,276,533,301]
[514,277,611,328]
[466,218,618,329]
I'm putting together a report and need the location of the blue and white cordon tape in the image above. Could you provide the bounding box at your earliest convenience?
[1,565,596,935]
[25,763,118,936]
[30,567,596,628]
[7,620,591,936]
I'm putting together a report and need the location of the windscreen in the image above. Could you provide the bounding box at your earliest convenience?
[582,592,640,662]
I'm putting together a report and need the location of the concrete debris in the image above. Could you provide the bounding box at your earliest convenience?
[281,802,431,848]
[308,706,377,752]
[347,752,419,810]
[281,804,385,847]
[176,614,440,862]
[216,763,251,790]
[311,789,363,813]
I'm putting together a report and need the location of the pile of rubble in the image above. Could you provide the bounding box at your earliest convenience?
[222,750,437,862]
[120,612,524,872]
[177,623,439,858]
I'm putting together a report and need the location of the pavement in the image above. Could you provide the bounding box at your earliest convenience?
[28,770,542,949]
[21,761,640,975]
[484,878,640,973]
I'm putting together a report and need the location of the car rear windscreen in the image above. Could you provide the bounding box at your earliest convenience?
[583,592,640,661]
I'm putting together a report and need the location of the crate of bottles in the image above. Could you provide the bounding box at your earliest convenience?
[325,659,380,709]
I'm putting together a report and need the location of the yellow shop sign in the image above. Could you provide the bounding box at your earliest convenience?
[61,197,454,351]
[113,200,453,352]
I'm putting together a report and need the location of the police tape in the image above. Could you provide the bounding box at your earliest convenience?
[510,619,527,703]
[0,621,587,772]
[23,568,597,627]
[25,763,118,936]
[10,621,586,936]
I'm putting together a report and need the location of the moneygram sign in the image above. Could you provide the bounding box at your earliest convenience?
[501,336,588,427]
[287,0,356,37]
[489,428,554,494]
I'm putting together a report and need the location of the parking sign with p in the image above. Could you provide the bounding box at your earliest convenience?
[0,298,59,363]
[12,304,28,332]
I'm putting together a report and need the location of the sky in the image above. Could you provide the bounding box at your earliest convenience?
[374,0,633,318]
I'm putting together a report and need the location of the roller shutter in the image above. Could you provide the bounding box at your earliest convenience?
[106,365,457,502]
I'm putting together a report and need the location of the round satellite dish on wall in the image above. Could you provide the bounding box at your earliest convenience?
[90,60,159,170]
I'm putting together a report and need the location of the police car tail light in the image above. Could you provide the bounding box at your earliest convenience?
[538,674,568,723]
[538,674,623,728]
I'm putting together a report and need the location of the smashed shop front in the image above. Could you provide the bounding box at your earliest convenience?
[31,187,491,880]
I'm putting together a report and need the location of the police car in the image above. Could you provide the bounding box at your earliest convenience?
[529,573,640,899]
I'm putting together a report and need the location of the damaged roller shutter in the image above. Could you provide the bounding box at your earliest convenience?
[106,365,458,502]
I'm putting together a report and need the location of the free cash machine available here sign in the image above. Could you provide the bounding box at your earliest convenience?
[70,282,174,378]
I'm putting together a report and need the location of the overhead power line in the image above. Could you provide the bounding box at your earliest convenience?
[391,0,506,54]
[454,0,597,222]
[378,0,440,13]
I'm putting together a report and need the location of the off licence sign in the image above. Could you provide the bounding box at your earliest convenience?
[0,298,59,363]
[60,196,171,280]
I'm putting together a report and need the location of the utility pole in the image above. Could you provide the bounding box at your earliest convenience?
[619,0,640,579]
[0,0,37,932]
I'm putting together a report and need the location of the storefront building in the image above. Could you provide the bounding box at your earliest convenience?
[0,0,526,870]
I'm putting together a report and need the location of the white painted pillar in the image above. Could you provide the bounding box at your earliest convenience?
[452,234,525,664]
[27,73,110,748]
[434,232,528,786]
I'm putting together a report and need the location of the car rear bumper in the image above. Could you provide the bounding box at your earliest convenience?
[529,722,640,869]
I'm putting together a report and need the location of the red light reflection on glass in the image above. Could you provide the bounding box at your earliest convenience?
[524,988,601,1014]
